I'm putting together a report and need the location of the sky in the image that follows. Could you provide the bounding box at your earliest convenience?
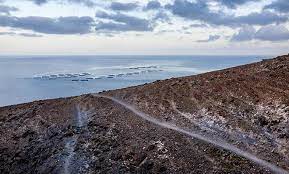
[0,0,288,55]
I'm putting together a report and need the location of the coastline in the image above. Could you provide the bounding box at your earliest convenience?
[0,55,266,107]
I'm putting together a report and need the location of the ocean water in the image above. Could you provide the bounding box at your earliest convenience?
[0,55,267,106]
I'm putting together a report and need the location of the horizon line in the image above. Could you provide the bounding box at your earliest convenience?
[0,54,277,57]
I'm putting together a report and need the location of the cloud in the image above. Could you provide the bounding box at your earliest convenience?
[0,15,94,34]
[153,11,170,22]
[144,1,162,10]
[18,33,43,37]
[166,0,209,20]
[110,2,138,11]
[0,31,42,37]
[231,26,255,41]
[231,25,289,41]
[197,35,220,42]
[264,0,289,13]
[218,0,259,9]
[29,0,96,7]
[0,5,18,15]
[235,11,288,26]
[0,31,17,35]
[143,1,169,22]
[190,23,208,28]
[30,0,47,5]
[255,25,289,41]
[166,0,288,27]
[95,11,153,32]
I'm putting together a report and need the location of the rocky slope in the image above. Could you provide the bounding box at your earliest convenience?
[0,55,289,174]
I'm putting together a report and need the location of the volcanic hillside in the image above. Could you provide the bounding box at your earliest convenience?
[1,55,289,174]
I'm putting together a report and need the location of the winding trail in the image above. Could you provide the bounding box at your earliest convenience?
[93,94,289,174]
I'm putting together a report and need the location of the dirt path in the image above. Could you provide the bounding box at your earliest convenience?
[61,104,92,174]
[92,94,289,174]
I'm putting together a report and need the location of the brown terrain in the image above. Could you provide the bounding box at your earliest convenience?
[0,55,289,174]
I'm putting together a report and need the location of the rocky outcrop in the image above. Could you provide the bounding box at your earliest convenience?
[0,55,289,173]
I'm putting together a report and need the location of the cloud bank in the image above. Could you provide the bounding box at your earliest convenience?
[264,0,289,13]
[231,25,289,41]
[0,15,94,34]
[218,0,260,9]
[166,0,287,27]
[110,2,138,11]
[95,11,153,32]
[0,5,18,15]
[0,0,288,43]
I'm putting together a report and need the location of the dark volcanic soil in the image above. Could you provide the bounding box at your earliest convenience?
[0,55,289,174]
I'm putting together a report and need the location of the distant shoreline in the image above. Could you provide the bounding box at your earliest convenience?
[0,55,267,107]
[0,55,273,108]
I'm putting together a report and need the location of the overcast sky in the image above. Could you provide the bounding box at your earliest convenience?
[0,0,288,55]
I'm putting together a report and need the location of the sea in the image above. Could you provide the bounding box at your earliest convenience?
[0,55,269,106]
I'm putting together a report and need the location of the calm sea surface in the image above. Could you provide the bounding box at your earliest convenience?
[0,55,268,106]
